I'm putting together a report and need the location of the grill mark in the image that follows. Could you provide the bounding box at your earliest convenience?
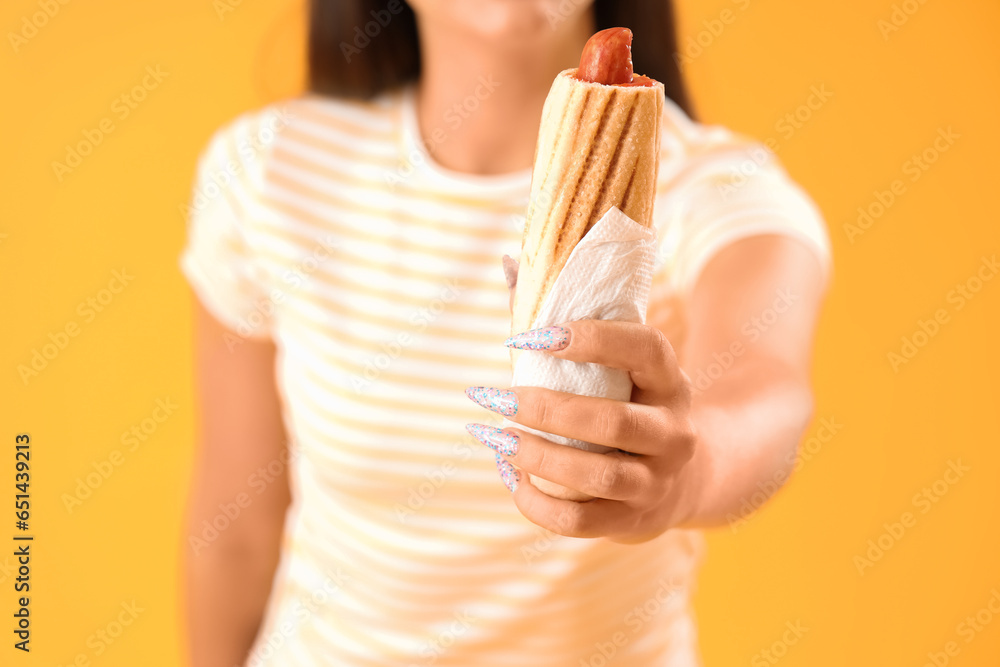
[528,79,574,228]
[588,96,637,232]
[529,85,593,325]
[580,87,621,235]
[618,162,638,215]
[556,87,606,249]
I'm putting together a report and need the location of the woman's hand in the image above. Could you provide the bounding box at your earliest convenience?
[465,319,701,544]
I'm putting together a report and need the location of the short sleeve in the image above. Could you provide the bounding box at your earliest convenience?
[179,112,276,339]
[653,133,833,298]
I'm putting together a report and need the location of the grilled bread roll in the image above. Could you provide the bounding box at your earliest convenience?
[511,30,663,347]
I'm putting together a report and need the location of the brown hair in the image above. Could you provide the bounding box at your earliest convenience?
[309,0,694,118]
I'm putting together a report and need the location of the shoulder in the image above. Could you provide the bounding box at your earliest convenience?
[657,96,822,219]
[193,102,295,194]
[658,96,780,186]
[652,97,832,289]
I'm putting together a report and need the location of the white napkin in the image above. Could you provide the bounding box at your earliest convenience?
[506,206,657,454]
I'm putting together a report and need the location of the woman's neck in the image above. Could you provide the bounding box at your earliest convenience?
[414,12,593,176]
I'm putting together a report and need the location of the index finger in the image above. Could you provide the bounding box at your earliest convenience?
[507,320,684,397]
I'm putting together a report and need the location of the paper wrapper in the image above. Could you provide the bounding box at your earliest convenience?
[505,206,657,501]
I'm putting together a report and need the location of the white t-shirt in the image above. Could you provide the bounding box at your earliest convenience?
[180,85,830,666]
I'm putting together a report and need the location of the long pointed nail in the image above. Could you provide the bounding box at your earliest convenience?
[466,423,519,456]
[465,387,518,417]
[496,453,520,493]
[504,326,570,351]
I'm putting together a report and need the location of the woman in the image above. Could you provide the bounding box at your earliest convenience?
[181,0,831,664]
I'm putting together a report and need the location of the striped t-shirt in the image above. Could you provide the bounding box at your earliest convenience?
[180,85,830,666]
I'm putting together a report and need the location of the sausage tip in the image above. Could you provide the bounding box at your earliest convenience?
[577,27,633,85]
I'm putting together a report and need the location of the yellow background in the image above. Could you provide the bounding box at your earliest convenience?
[2,0,998,664]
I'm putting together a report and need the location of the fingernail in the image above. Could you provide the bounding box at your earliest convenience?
[496,453,520,493]
[465,386,518,417]
[504,326,570,351]
[466,423,519,456]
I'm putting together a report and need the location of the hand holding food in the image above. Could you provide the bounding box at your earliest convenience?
[468,319,700,543]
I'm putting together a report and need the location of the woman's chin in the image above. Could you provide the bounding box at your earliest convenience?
[416,0,592,42]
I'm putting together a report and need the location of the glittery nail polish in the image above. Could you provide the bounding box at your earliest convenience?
[465,387,518,417]
[504,326,570,351]
[496,453,520,493]
[465,423,519,456]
